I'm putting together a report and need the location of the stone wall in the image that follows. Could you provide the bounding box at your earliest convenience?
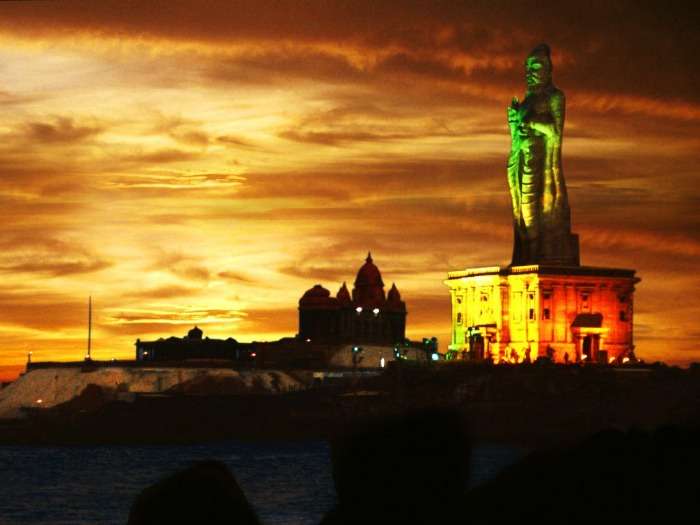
[0,367,304,419]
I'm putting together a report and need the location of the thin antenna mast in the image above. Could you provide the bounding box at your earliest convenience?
[87,295,92,360]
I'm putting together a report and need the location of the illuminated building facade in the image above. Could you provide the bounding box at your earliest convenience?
[298,253,407,345]
[445,265,639,364]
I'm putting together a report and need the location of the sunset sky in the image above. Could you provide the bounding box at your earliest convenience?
[0,1,698,379]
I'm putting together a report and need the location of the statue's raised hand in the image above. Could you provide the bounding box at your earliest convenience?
[507,97,520,128]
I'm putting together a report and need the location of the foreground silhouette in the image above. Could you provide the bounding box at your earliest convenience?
[127,412,700,522]
[127,460,259,524]
[321,409,471,523]
[464,425,700,520]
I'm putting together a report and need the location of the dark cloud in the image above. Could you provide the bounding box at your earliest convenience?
[217,271,257,284]
[279,264,352,285]
[0,235,112,277]
[148,250,211,282]
[121,285,201,300]
[106,172,244,192]
[0,258,111,277]
[0,292,86,330]
[205,50,366,86]
[122,148,202,164]
[98,322,195,337]
[375,52,471,83]
[234,159,501,201]
[279,129,422,146]
[105,308,245,324]
[275,100,465,145]
[174,265,210,281]
[21,116,105,144]
[1,1,697,109]
[170,130,210,146]
[216,134,258,149]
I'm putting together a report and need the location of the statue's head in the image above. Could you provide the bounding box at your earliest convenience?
[525,43,552,91]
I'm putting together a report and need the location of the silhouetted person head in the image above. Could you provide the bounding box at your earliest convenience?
[464,425,700,520]
[325,408,471,522]
[127,460,259,525]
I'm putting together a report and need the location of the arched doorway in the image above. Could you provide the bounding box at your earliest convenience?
[469,333,484,360]
[572,313,607,363]
[581,334,599,361]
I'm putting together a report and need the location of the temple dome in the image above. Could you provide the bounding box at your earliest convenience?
[299,284,337,308]
[302,284,330,299]
[187,326,203,339]
[352,252,386,307]
[354,252,384,288]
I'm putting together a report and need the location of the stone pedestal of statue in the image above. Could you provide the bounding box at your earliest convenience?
[444,265,639,364]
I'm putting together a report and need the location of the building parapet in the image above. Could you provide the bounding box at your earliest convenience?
[447,265,638,280]
[446,266,502,280]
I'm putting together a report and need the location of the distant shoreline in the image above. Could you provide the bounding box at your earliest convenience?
[1,362,698,449]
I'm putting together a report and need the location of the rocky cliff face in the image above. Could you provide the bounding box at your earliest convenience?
[0,367,304,419]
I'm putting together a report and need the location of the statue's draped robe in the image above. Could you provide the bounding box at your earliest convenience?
[507,84,578,266]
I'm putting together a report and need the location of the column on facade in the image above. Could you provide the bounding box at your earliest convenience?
[565,284,575,344]
[498,281,509,358]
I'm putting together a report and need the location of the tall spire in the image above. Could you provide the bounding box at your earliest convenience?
[337,281,351,304]
[86,295,92,360]
[366,251,372,263]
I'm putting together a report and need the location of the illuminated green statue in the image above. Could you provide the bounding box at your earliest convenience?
[507,44,579,266]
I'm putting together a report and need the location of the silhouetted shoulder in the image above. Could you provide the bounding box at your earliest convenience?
[128,460,260,525]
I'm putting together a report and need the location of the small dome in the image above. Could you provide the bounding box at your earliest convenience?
[337,282,352,305]
[187,326,203,339]
[300,284,337,308]
[302,284,331,299]
[354,252,384,288]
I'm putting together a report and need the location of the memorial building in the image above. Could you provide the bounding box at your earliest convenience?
[298,253,407,345]
[445,44,639,364]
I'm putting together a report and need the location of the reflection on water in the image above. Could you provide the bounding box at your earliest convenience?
[0,442,522,524]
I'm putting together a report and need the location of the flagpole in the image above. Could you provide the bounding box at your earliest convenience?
[87,295,92,360]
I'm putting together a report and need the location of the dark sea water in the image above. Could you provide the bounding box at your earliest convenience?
[0,442,523,525]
